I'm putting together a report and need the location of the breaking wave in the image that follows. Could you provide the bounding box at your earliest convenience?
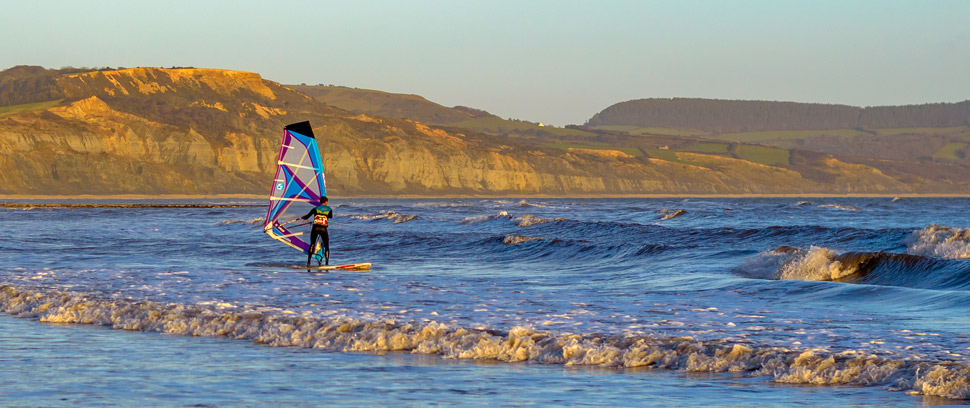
[2,284,969,400]
[738,246,970,290]
[737,246,848,281]
[906,225,970,260]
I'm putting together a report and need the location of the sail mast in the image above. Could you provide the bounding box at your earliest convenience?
[263,121,328,259]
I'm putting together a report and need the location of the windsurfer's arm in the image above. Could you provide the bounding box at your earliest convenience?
[300,208,315,220]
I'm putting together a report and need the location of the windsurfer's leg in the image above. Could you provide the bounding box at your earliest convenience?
[323,228,330,265]
[307,229,319,268]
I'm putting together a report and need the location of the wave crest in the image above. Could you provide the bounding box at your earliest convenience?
[514,215,565,227]
[2,284,969,399]
[516,200,564,209]
[658,209,686,221]
[217,218,263,226]
[778,247,858,281]
[349,211,417,224]
[503,235,544,245]
[462,211,511,225]
[739,245,970,291]
[906,225,970,259]
[738,247,855,281]
[413,202,470,208]
[819,204,860,211]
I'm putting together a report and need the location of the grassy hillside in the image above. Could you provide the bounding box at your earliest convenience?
[586,124,970,165]
[288,85,492,125]
[0,99,63,115]
[583,98,970,171]
[587,98,970,132]
[291,84,604,144]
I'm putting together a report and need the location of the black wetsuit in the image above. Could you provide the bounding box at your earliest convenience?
[301,204,333,266]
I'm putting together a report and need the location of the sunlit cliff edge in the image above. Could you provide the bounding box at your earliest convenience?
[0,66,966,196]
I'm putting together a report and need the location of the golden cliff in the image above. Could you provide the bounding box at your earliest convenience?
[0,66,951,196]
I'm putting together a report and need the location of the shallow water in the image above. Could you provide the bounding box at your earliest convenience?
[0,314,935,407]
[2,197,970,405]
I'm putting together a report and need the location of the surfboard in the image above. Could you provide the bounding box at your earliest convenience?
[305,263,371,271]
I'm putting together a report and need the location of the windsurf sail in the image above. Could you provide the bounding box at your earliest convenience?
[264,121,328,262]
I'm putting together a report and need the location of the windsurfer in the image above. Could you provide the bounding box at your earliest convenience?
[300,196,333,268]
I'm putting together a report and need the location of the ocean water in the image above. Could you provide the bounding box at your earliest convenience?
[1,197,969,406]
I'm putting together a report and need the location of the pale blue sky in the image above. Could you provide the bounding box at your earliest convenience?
[2,0,967,125]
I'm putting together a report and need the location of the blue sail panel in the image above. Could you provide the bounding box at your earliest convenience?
[263,121,327,259]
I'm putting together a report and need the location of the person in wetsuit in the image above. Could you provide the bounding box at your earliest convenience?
[300,196,333,268]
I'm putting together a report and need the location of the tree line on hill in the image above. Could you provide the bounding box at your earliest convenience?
[0,66,66,106]
[586,98,970,133]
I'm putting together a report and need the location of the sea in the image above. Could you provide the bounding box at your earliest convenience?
[1,197,969,407]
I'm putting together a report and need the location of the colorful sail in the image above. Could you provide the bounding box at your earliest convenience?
[264,121,327,261]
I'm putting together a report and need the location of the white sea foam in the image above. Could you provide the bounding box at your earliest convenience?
[413,202,471,208]
[462,211,511,225]
[819,204,860,211]
[905,225,970,259]
[777,246,858,281]
[739,247,857,282]
[3,206,37,211]
[348,211,417,224]
[516,200,565,209]
[513,215,564,227]
[2,284,968,399]
[736,249,792,280]
[217,218,263,225]
[504,235,544,245]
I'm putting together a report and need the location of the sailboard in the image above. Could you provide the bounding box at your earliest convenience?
[264,121,357,267]
[303,263,371,271]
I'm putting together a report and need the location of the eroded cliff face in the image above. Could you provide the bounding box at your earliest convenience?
[57,68,279,101]
[0,97,256,194]
[314,114,914,195]
[0,67,934,196]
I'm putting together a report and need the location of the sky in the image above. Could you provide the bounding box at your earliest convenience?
[1,0,968,126]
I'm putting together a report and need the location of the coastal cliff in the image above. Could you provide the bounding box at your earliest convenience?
[0,66,961,196]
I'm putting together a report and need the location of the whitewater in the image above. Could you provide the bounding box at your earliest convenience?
[2,197,969,406]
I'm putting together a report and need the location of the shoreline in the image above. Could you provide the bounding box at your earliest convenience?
[1,193,969,201]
